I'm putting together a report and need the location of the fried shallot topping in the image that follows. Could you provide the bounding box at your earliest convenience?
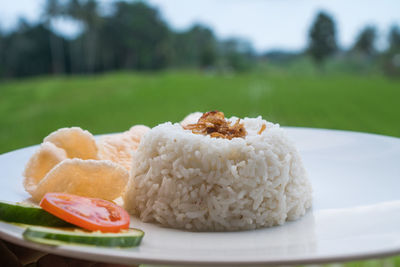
[258,124,266,135]
[183,111,247,140]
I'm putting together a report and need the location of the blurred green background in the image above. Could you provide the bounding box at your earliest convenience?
[1,66,399,154]
[0,0,400,266]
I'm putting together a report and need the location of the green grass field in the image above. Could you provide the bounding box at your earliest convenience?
[0,69,399,153]
[1,69,400,266]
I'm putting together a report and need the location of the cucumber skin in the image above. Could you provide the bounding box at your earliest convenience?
[23,227,144,248]
[0,201,71,227]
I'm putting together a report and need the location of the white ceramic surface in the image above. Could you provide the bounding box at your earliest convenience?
[1,127,400,266]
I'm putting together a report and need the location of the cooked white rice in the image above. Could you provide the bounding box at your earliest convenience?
[123,116,312,231]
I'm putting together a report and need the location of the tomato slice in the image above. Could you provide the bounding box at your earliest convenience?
[40,193,130,233]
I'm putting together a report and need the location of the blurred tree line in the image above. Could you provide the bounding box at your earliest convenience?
[265,11,400,77]
[306,11,400,76]
[0,2,399,79]
[0,0,254,78]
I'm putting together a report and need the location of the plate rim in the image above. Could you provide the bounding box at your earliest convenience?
[1,224,400,266]
[1,126,399,157]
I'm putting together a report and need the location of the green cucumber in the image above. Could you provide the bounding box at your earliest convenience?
[0,201,71,227]
[23,226,144,248]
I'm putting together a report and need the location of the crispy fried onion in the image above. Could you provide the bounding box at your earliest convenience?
[183,111,247,140]
[258,124,266,135]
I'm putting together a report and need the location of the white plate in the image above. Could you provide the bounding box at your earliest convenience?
[1,127,400,266]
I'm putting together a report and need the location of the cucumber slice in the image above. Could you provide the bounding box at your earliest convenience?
[0,201,71,227]
[23,226,144,248]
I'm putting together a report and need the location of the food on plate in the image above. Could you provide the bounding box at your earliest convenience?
[21,113,311,232]
[30,159,129,202]
[43,127,98,159]
[0,201,71,227]
[97,125,150,170]
[124,111,312,231]
[23,125,150,202]
[23,226,144,248]
[0,195,144,248]
[23,142,67,194]
[183,111,247,139]
[40,193,130,233]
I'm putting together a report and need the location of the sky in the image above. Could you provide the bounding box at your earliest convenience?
[0,0,399,52]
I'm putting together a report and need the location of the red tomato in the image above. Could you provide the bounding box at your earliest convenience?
[40,193,130,233]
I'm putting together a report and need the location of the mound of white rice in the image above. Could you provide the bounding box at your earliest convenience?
[123,116,312,231]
